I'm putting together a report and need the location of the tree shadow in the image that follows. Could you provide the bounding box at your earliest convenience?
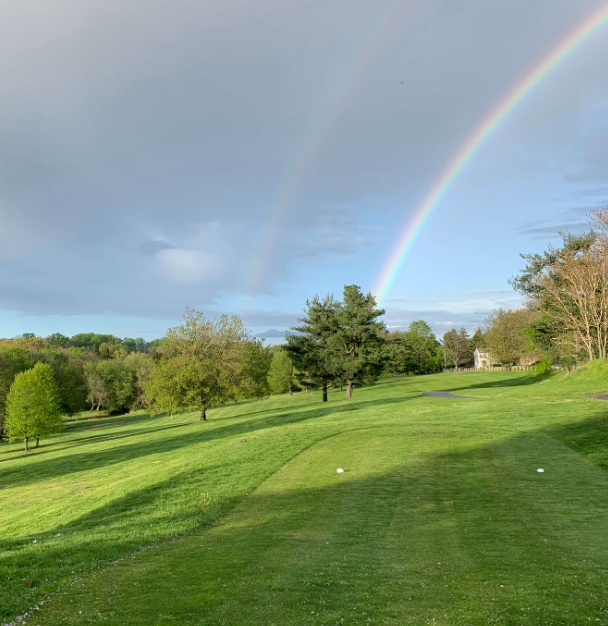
[0,395,418,489]
[14,415,608,625]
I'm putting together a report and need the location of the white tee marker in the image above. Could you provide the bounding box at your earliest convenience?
[336,468,344,474]
[537,468,545,473]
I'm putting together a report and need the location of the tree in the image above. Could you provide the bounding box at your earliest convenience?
[143,357,189,418]
[511,210,608,362]
[37,349,88,416]
[6,363,62,451]
[46,333,70,348]
[485,308,538,368]
[124,352,154,409]
[469,327,486,353]
[332,285,385,398]
[148,309,264,421]
[267,348,296,395]
[285,295,341,402]
[83,361,135,413]
[84,361,108,411]
[235,340,271,401]
[0,345,32,438]
[383,331,417,375]
[442,328,471,371]
[406,321,442,374]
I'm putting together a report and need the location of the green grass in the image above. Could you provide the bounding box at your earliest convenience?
[3,368,608,625]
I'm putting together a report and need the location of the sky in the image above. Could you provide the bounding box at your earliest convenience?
[1,0,608,341]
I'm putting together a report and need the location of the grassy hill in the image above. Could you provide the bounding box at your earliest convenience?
[3,370,608,625]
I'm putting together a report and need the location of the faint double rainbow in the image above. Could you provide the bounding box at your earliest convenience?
[244,1,407,298]
[374,3,608,306]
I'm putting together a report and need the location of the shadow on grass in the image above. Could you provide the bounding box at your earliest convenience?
[0,395,418,489]
[440,373,545,394]
[12,415,608,624]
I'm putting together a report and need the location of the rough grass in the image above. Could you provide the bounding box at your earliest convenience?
[3,371,608,625]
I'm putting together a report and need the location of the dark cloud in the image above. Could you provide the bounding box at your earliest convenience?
[0,0,606,319]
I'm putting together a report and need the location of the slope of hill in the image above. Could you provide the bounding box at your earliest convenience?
[3,371,608,625]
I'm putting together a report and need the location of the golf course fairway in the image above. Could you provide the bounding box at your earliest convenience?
[3,369,608,625]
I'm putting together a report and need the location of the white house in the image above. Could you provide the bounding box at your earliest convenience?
[474,348,492,369]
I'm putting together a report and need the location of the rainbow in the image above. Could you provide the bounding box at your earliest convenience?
[374,3,608,305]
[245,1,406,298]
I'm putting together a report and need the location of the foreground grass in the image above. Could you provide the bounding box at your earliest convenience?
[3,370,608,624]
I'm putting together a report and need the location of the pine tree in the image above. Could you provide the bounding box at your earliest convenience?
[332,285,386,398]
[442,328,471,371]
[6,363,62,451]
[469,327,486,353]
[285,295,340,402]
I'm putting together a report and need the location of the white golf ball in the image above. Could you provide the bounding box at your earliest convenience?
[336,468,344,474]
[537,468,544,473]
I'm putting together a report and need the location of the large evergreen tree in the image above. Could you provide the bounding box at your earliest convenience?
[6,363,62,451]
[442,328,471,371]
[285,295,340,402]
[332,285,386,398]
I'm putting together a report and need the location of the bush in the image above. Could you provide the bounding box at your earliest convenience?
[534,358,553,375]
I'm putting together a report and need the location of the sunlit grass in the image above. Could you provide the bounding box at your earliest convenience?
[3,369,608,624]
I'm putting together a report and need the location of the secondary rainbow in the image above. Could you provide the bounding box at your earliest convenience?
[374,3,608,306]
[244,1,406,299]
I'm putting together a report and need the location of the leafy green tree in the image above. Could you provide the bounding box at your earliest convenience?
[83,361,107,411]
[235,340,271,401]
[70,333,120,353]
[267,348,296,395]
[332,285,385,398]
[0,345,32,438]
[143,357,189,418]
[124,352,154,409]
[406,321,441,374]
[285,295,341,402]
[6,363,62,451]
[46,333,70,348]
[83,361,135,413]
[122,337,148,353]
[148,309,265,421]
[37,349,88,416]
[485,308,538,368]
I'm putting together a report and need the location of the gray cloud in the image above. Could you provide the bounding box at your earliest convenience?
[0,0,606,319]
[511,222,590,239]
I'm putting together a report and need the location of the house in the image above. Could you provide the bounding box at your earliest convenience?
[474,348,492,369]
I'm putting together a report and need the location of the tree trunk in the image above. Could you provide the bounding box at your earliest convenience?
[346,380,353,398]
[90,402,95,411]
[200,407,207,422]
[96,403,101,411]
[289,385,293,396]
[322,383,328,402]
[35,437,40,448]
[24,437,28,452]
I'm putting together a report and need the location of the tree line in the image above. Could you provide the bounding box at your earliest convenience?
[442,205,608,372]
[0,286,449,450]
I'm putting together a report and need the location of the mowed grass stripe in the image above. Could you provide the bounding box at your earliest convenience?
[5,371,608,624]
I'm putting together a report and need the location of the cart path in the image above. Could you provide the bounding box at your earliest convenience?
[422,391,477,399]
